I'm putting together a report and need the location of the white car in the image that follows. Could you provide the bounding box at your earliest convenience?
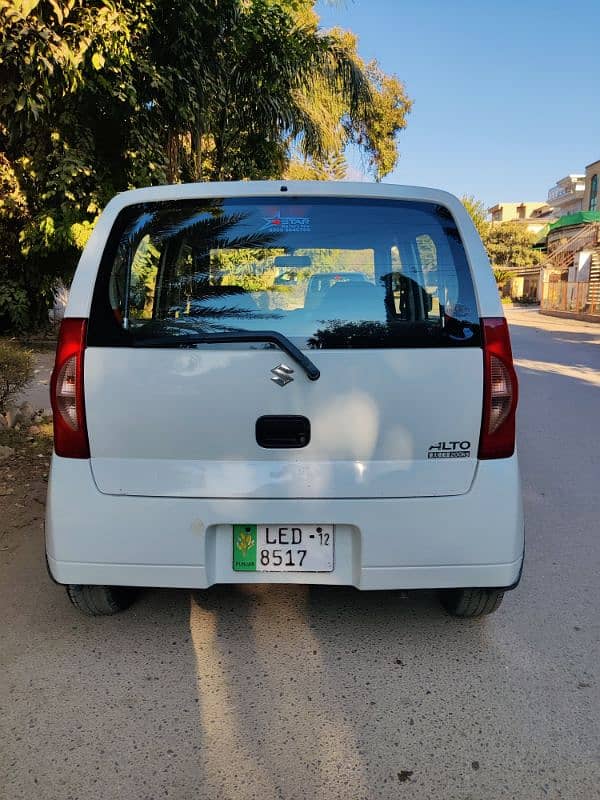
[46,181,523,618]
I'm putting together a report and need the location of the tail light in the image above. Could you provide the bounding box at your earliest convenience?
[50,318,90,458]
[479,317,518,460]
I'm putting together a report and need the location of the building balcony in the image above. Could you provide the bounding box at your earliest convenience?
[547,185,585,206]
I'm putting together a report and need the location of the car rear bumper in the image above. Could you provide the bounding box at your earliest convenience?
[46,455,524,591]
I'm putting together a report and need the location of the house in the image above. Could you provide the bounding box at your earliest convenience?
[487,201,555,235]
[485,202,557,299]
[583,158,599,212]
[547,174,586,216]
[540,159,600,320]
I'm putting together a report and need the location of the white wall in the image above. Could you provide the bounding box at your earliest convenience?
[576,251,592,281]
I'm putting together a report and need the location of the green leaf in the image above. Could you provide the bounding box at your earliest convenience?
[91,52,105,71]
[19,0,41,19]
[48,0,63,25]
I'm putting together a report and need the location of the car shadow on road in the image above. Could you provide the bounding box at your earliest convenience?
[186,583,492,798]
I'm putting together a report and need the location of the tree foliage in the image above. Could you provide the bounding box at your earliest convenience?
[461,196,543,287]
[285,152,348,181]
[460,194,488,239]
[492,267,517,286]
[485,222,543,274]
[0,0,411,331]
[0,0,152,328]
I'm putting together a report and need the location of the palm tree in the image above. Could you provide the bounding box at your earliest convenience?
[149,0,372,182]
[493,268,517,295]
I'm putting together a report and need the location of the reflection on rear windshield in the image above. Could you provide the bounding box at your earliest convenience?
[96,197,480,349]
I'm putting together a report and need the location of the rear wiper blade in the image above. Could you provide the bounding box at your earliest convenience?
[133,330,320,381]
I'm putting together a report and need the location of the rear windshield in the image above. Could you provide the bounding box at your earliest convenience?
[88,197,481,349]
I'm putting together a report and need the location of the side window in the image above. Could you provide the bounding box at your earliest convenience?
[108,235,161,326]
[386,237,433,321]
[415,234,440,319]
[162,243,197,318]
[108,252,126,322]
[129,235,160,320]
[391,245,402,269]
[416,231,461,316]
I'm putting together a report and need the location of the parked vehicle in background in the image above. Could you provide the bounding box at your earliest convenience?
[46,181,523,618]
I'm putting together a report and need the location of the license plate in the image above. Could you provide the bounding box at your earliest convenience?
[233,524,334,572]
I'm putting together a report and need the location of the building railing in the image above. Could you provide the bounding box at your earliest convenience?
[547,185,584,203]
[541,281,600,316]
[548,186,570,201]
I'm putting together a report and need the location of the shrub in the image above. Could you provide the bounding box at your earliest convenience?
[512,296,538,305]
[0,342,34,411]
[0,283,30,332]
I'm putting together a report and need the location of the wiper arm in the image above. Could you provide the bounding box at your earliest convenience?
[133,330,320,381]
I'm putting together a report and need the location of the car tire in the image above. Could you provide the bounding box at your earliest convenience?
[439,588,504,618]
[66,584,137,616]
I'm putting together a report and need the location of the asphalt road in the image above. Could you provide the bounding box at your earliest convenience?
[1,308,599,800]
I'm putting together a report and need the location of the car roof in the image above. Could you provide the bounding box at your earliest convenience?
[103,180,460,209]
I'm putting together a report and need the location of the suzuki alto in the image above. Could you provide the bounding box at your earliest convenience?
[46,181,524,617]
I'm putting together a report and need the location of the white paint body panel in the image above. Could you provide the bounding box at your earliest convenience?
[85,347,483,499]
[47,181,523,591]
[46,454,524,589]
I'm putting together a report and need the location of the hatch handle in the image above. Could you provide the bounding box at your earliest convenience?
[256,415,311,448]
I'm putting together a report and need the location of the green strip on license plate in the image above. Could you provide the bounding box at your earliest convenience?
[233,524,258,571]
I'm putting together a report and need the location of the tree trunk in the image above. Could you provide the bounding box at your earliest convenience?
[166,131,179,183]
[214,88,230,181]
[191,112,203,181]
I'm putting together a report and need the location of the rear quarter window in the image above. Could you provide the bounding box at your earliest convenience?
[88,197,481,349]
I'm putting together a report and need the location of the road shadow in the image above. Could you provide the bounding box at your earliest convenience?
[2,542,208,800]
[506,312,600,391]
[187,583,492,799]
[506,312,600,352]
[514,357,600,389]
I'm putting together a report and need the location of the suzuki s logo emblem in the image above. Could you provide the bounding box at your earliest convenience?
[271,363,294,387]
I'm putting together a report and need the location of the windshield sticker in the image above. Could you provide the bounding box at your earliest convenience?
[261,211,311,233]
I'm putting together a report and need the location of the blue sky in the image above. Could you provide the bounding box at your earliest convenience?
[316,0,600,208]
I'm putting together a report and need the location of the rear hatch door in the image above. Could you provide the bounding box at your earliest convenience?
[85,195,483,499]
